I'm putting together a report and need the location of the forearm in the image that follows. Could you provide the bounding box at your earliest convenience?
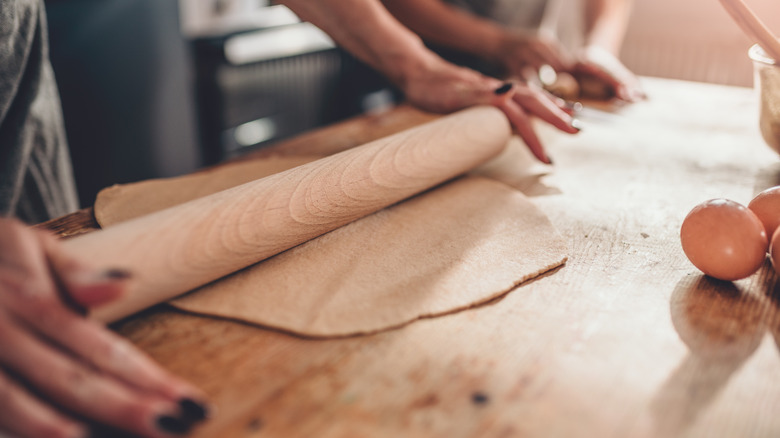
[380,0,507,61]
[583,0,632,55]
[278,0,439,87]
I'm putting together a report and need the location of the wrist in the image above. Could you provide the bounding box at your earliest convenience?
[384,39,442,90]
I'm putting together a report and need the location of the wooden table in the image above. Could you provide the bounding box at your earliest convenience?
[44,77,780,437]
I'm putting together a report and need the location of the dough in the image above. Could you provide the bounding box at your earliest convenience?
[94,156,321,227]
[170,176,567,337]
[93,153,568,337]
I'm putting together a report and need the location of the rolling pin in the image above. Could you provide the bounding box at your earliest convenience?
[63,106,512,323]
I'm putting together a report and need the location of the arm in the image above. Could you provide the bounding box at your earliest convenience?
[583,0,632,55]
[279,0,580,164]
[577,0,645,101]
[380,0,572,72]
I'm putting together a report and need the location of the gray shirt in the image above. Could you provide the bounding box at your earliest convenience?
[0,0,78,224]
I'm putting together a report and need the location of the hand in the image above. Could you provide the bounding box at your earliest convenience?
[496,31,574,75]
[0,218,210,438]
[400,56,581,164]
[574,45,645,102]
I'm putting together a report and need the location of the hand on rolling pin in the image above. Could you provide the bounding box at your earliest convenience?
[574,45,645,102]
[495,31,574,75]
[0,218,210,438]
[278,0,580,165]
[399,55,581,165]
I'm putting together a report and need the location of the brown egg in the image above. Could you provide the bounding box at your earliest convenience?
[748,186,780,238]
[680,199,768,281]
[770,227,780,271]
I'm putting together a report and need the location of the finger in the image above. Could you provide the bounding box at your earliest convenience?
[2,283,206,408]
[547,91,579,115]
[495,99,551,164]
[35,230,127,309]
[513,86,581,134]
[0,219,52,285]
[2,229,208,412]
[0,314,193,438]
[0,369,86,438]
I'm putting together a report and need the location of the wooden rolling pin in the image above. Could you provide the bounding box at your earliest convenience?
[63,106,512,323]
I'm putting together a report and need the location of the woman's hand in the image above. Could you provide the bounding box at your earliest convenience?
[400,56,581,164]
[574,45,645,102]
[496,31,574,75]
[0,218,210,438]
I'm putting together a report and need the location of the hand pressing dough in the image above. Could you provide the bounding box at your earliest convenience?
[170,176,567,337]
[94,155,321,227]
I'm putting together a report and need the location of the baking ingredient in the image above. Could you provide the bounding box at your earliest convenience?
[747,186,780,238]
[680,198,768,281]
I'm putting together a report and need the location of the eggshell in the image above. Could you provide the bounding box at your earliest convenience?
[680,199,768,281]
[748,186,780,238]
[770,227,780,271]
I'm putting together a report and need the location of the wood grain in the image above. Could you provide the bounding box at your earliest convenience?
[47,78,780,438]
[62,106,511,323]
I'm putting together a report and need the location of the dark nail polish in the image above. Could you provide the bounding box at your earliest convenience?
[156,415,192,435]
[179,398,209,422]
[494,83,512,95]
[571,118,583,131]
[103,268,132,280]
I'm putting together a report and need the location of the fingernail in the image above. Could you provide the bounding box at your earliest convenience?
[566,101,583,112]
[571,118,583,131]
[494,83,512,95]
[102,268,132,280]
[179,398,210,422]
[156,415,192,435]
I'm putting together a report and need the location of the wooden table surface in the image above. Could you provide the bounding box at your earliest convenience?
[44,77,780,437]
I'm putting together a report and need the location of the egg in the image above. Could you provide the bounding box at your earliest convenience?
[680,199,768,281]
[748,185,780,238]
[770,227,780,271]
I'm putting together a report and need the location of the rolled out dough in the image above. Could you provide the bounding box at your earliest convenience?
[93,153,568,337]
[170,176,567,337]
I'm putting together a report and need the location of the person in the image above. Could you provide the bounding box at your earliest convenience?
[0,0,582,436]
[1,2,210,437]
[279,0,581,166]
[379,0,645,103]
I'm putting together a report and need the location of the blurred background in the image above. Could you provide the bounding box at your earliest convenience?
[44,0,780,207]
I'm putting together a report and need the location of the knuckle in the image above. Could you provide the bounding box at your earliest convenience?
[20,293,60,322]
[60,364,95,402]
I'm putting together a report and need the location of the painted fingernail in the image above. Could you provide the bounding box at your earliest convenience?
[156,415,192,435]
[566,101,583,112]
[494,83,512,95]
[102,268,132,280]
[179,398,210,422]
[571,119,583,131]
